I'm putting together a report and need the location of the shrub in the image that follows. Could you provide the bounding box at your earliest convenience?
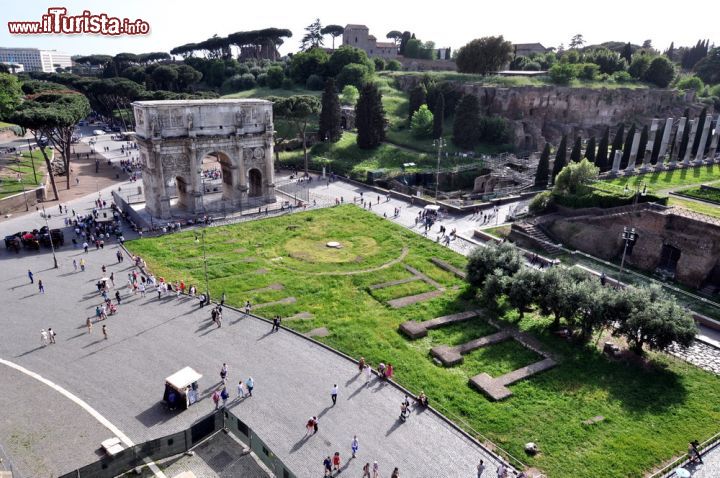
[577,63,600,81]
[256,73,268,87]
[628,55,651,79]
[643,56,675,88]
[479,116,510,144]
[549,63,577,84]
[336,63,370,89]
[553,189,667,208]
[306,74,325,90]
[529,190,554,214]
[612,71,633,83]
[281,78,294,89]
[341,85,359,105]
[553,159,599,195]
[410,104,434,138]
[221,73,256,92]
[676,75,704,91]
[386,59,402,71]
[249,66,263,77]
[373,57,386,71]
[266,66,285,89]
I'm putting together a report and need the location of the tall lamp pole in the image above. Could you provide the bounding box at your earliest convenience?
[615,182,645,287]
[433,138,446,203]
[195,230,209,301]
[41,204,58,268]
[26,139,37,183]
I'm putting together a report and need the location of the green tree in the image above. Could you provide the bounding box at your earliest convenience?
[620,124,636,169]
[466,242,523,288]
[535,143,551,188]
[318,78,342,143]
[290,48,329,84]
[432,92,444,139]
[151,65,178,91]
[336,63,370,89]
[549,63,577,84]
[373,57,386,71]
[676,75,704,91]
[570,136,582,162]
[506,268,543,319]
[410,104,434,138]
[642,56,675,87]
[584,136,596,163]
[386,59,402,71]
[300,18,324,51]
[452,94,481,149]
[585,48,626,74]
[341,85,359,105]
[272,95,321,174]
[408,83,427,122]
[355,82,386,149]
[326,46,374,78]
[320,25,344,50]
[455,36,513,75]
[553,158,599,195]
[550,135,568,184]
[609,123,625,166]
[621,42,633,63]
[0,73,23,120]
[266,66,284,89]
[694,48,720,84]
[613,286,696,355]
[628,54,651,79]
[569,34,585,49]
[386,31,402,46]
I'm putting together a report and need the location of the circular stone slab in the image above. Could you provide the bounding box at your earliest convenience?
[326,241,342,248]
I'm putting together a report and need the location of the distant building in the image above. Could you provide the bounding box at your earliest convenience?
[0,61,24,73]
[0,47,72,72]
[342,25,397,59]
[436,47,452,60]
[512,43,548,58]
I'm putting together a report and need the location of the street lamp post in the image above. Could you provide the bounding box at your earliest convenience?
[433,138,446,203]
[195,230,210,301]
[41,204,58,269]
[615,182,645,287]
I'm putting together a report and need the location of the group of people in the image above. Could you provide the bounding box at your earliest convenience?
[211,363,255,410]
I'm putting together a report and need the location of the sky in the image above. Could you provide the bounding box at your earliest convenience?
[1,0,717,57]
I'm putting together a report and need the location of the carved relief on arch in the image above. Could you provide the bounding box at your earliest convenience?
[161,153,190,174]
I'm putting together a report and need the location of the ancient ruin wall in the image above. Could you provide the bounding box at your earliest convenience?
[395,76,701,150]
[546,210,720,288]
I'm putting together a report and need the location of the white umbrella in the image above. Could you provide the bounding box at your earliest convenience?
[100,277,110,282]
[674,467,691,478]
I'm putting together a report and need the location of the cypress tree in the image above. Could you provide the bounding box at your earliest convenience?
[356,82,386,149]
[585,136,596,163]
[551,135,568,185]
[637,125,649,163]
[408,84,427,122]
[318,78,342,143]
[620,123,636,169]
[650,127,663,164]
[432,92,445,139]
[621,42,633,64]
[692,107,707,156]
[535,143,551,188]
[596,127,610,171]
[453,94,481,150]
[609,123,625,165]
[570,136,582,162]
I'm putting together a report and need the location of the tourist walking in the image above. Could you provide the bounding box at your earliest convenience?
[115,290,121,304]
[358,357,365,373]
[40,328,48,346]
[245,377,254,396]
[28,269,33,283]
[364,363,372,384]
[496,463,507,478]
[351,435,359,458]
[86,317,93,334]
[372,461,379,478]
[323,456,332,476]
[47,327,56,344]
[332,452,341,473]
[331,383,338,406]
[312,415,318,434]
[220,363,228,383]
[220,387,229,408]
[477,460,485,477]
[80,258,86,271]
[73,259,77,271]
[306,418,315,437]
[391,467,399,478]
[212,389,221,410]
[362,462,371,478]
[38,280,45,294]
[244,300,252,315]
[272,315,281,332]
[102,324,108,340]
[237,380,245,398]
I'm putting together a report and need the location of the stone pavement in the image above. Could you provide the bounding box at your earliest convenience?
[0,183,507,477]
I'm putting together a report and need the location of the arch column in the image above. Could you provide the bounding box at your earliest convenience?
[188,141,204,215]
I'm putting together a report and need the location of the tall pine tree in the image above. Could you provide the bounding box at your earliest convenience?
[570,136,582,162]
[621,43,633,64]
[453,94,481,150]
[609,123,625,166]
[408,84,427,122]
[318,78,342,143]
[585,136,596,163]
[356,82,386,149]
[637,125,649,163]
[551,135,568,185]
[535,143,551,188]
[432,92,445,139]
[596,127,610,171]
[620,123,636,169]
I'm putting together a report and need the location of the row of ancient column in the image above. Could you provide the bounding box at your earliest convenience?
[610,115,720,175]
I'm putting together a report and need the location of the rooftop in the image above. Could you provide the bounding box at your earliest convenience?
[345,24,369,30]
[132,99,272,107]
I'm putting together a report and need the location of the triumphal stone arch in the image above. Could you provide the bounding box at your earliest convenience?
[132,99,275,219]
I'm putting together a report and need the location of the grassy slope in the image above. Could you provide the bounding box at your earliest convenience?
[223,86,322,99]
[601,164,720,194]
[0,151,45,199]
[127,205,720,478]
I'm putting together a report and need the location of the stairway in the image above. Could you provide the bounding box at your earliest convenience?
[512,222,562,256]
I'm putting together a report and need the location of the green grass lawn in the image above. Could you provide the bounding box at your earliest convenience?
[675,186,720,204]
[0,151,45,199]
[601,164,720,194]
[668,197,720,219]
[223,86,322,99]
[126,205,720,478]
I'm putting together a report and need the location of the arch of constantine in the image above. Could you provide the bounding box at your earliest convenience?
[132,99,276,219]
